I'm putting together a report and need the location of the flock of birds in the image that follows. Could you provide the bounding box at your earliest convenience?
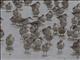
[0,0,80,59]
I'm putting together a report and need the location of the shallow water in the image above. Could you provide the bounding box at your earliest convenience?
[1,1,80,60]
